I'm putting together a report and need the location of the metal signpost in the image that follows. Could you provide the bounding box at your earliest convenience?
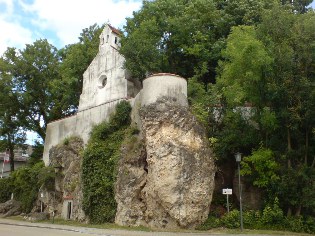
[235,152,244,231]
[1,149,10,178]
[222,188,232,213]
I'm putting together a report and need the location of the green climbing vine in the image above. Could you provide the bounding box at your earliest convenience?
[82,101,132,223]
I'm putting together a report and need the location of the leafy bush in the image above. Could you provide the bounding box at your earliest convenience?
[243,210,261,228]
[221,209,240,228]
[200,206,315,234]
[241,147,279,188]
[284,216,305,233]
[303,216,315,234]
[261,198,283,226]
[0,178,13,203]
[38,166,56,191]
[196,215,221,230]
[9,162,53,212]
[82,101,132,223]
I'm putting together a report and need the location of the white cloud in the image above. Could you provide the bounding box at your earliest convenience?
[0,0,14,14]
[0,0,141,55]
[0,19,33,54]
[19,0,142,46]
[25,130,41,145]
[0,0,33,55]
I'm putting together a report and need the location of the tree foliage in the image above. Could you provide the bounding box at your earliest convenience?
[120,0,277,83]
[0,49,26,171]
[82,101,132,223]
[120,0,222,81]
[3,162,55,212]
[0,40,61,141]
[215,6,315,216]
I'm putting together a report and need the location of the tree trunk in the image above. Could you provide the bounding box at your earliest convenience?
[295,205,302,217]
[287,127,292,168]
[8,137,15,172]
[287,207,292,217]
[305,129,309,165]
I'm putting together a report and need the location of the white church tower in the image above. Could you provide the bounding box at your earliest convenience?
[78,24,132,111]
[43,24,140,165]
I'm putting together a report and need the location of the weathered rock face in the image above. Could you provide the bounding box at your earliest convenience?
[0,199,22,217]
[45,137,85,221]
[115,98,216,229]
[24,212,50,221]
[115,135,147,226]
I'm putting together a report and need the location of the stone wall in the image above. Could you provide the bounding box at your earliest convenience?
[43,24,141,166]
[43,99,124,165]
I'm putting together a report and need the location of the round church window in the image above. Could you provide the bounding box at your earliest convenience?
[98,74,107,88]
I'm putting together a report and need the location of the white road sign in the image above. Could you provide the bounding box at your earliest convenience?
[222,188,232,195]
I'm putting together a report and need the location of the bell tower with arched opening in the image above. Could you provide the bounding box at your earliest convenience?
[78,24,137,111]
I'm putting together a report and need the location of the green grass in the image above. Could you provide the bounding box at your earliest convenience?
[6,216,151,232]
[202,228,314,235]
[51,218,151,232]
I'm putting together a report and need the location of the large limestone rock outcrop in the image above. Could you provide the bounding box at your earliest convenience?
[115,98,215,229]
[42,137,85,221]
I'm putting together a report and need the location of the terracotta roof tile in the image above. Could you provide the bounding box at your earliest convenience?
[108,25,122,36]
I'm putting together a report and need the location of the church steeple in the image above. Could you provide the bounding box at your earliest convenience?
[99,24,121,50]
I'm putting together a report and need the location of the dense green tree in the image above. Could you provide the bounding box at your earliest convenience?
[260,8,315,216]
[281,0,313,13]
[214,0,278,25]
[120,0,277,84]
[0,50,26,171]
[215,5,315,216]
[120,0,224,82]
[1,40,62,141]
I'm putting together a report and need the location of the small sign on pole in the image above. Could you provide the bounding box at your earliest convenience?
[222,188,232,213]
[222,188,232,195]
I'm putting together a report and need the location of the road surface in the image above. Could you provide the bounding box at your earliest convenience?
[0,218,272,236]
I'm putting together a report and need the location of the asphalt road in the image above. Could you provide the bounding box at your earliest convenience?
[0,218,272,236]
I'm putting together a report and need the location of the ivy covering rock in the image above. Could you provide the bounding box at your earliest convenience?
[82,101,132,223]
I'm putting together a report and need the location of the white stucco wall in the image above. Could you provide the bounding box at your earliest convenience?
[78,25,128,111]
[43,99,125,165]
[141,73,188,107]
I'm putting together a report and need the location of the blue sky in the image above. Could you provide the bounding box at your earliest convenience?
[0,0,142,55]
[0,0,314,55]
